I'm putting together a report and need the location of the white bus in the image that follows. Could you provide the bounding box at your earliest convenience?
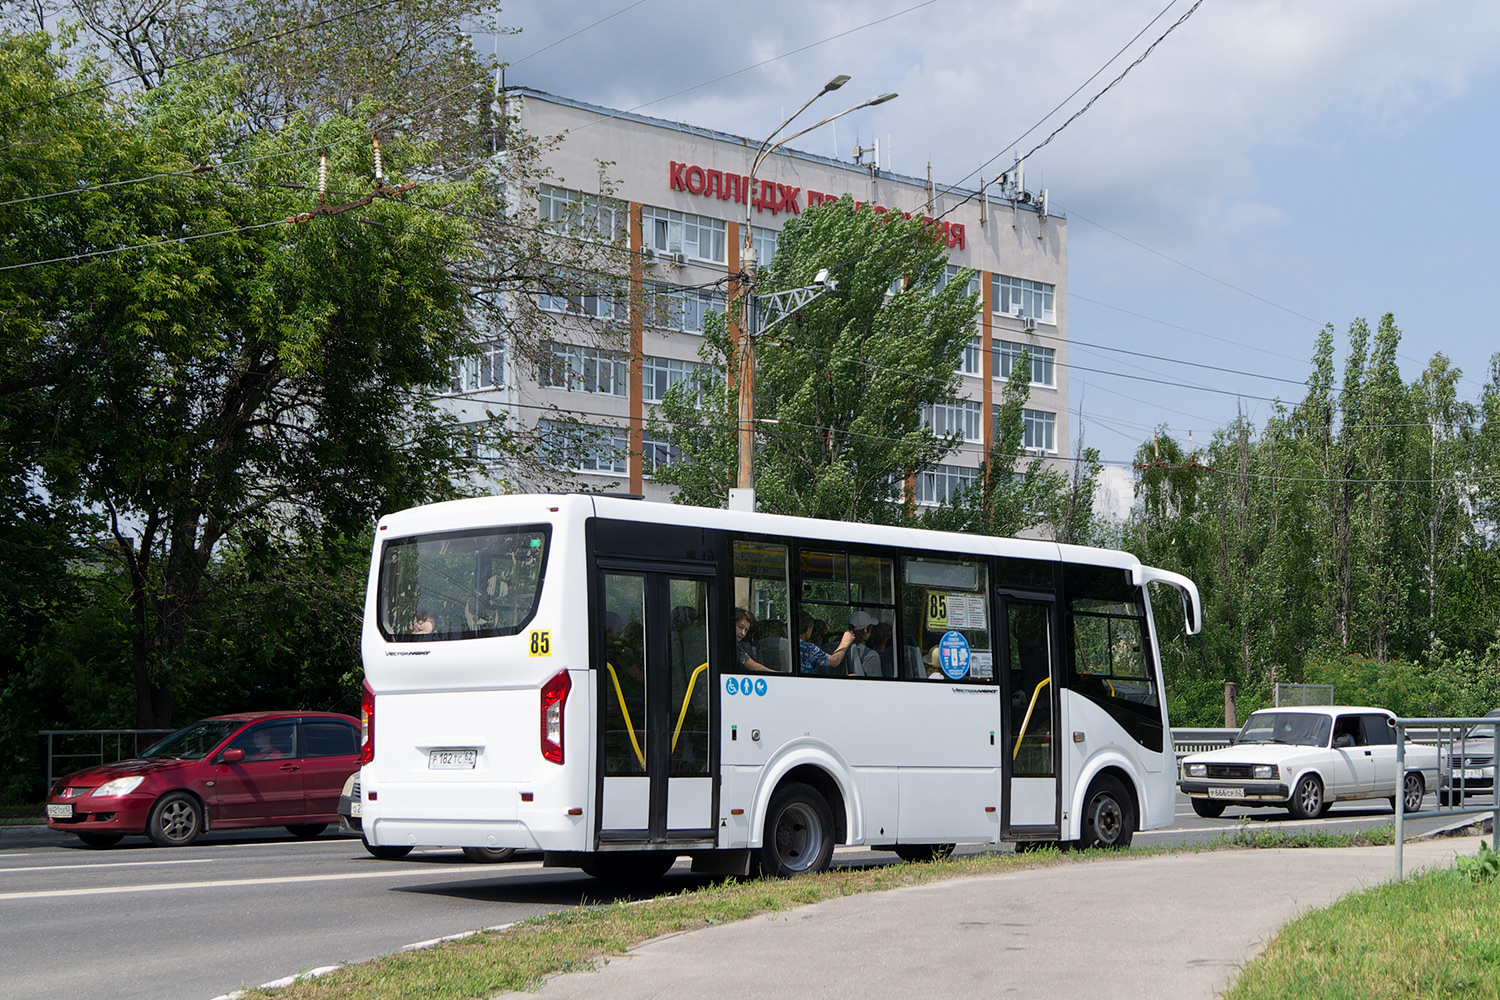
[357,493,1200,879]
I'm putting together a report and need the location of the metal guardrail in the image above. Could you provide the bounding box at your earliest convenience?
[1394,717,1500,878]
[38,729,174,792]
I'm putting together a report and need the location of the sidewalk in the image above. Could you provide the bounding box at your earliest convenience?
[506,838,1467,1000]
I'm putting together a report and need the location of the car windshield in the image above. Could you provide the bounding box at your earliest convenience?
[1236,712,1331,748]
[1464,713,1500,742]
[139,720,242,760]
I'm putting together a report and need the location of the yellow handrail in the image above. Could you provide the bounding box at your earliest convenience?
[672,662,709,752]
[603,662,646,769]
[1012,677,1052,761]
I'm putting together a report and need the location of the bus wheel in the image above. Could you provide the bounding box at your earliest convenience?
[758,781,835,878]
[1078,775,1135,850]
[892,843,955,863]
[581,851,677,885]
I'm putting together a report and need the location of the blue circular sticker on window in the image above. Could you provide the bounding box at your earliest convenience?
[726,677,740,695]
[938,630,971,680]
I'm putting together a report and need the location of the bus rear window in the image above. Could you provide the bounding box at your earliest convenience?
[378,526,549,641]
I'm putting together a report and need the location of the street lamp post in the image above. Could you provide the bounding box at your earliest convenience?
[730,81,898,513]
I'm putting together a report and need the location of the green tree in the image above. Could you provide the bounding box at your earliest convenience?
[653,197,977,523]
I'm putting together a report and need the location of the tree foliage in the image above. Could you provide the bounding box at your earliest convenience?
[1125,314,1500,725]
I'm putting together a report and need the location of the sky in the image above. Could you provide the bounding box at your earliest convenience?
[480,0,1500,512]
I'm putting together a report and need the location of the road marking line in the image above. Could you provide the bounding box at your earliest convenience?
[0,858,215,874]
[0,860,546,901]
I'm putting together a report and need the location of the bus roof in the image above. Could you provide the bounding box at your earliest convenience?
[376,493,1145,576]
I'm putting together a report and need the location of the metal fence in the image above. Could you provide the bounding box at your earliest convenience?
[38,729,174,792]
[1274,683,1336,706]
[1393,716,1500,877]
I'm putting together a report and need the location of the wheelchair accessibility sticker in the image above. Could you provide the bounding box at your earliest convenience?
[725,677,769,697]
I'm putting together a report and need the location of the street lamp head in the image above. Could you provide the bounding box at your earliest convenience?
[865,92,898,107]
[823,74,852,93]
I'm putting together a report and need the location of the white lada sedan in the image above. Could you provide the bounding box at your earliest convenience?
[1179,706,1438,819]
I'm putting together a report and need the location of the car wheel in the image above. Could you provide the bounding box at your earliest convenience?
[147,792,203,847]
[891,843,955,863]
[1393,772,1424,813]
[76,832,124,848]
[1287,774,1324,820]
[1078,775,1135,849]
[285,823,328,839]
[757,781,836,877]
[361,838,413,860]
[461,846,516,863]
[1190,798,1226,819]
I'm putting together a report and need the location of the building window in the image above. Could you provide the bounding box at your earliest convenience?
[958,335,982,376]
[640,432,679,478]
[465,421,508,466]
[995,341,1055,387]
[538,185,625,241]
[645,284,726,334]
[915,463,979,506]
[641,206,727,264]
[751,226,778,268]
[992,274,1055,324]
[453,340,505,393]
[642,355,708,403]
[1022,409,1056,454]
[921,399,982,443]
[541,343,627,397]
[538,270,625,320]
[538,419,628,474]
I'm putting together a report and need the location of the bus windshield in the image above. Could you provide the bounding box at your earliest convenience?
[378,526,549,641]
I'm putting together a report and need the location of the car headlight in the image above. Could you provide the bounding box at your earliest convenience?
[92,776,145,797]
[1185,763,1206,777]
[1253,765,1276,780]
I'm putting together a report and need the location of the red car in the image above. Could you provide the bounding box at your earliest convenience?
[46,711,361,848]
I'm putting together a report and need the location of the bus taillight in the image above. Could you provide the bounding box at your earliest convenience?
[541,669,571,764]
[360,680,375,765]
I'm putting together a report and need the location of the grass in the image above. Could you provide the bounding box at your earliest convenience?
[0,805,43,826]
[1226,843,1500,1000]
[242,827,1406,1000]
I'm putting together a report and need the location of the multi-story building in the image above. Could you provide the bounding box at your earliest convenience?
[448,88,1067,505]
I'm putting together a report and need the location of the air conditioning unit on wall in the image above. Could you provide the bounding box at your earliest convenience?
[671,251,688,266]
[1023,316,1037,332]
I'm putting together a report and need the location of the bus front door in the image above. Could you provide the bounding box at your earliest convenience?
[999,595,1062,841]
[598,569,715,846]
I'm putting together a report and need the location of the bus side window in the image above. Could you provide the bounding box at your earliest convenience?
[732,540,791,673]
[900,556,992,683]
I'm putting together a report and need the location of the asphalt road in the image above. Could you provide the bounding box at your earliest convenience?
[0,790,1464,1000]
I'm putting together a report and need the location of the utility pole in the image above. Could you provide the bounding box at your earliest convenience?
[728,78,896,512]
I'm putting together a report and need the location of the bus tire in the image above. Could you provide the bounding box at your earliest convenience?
[1078,775,1135,850]
[757,781,835,878]
[892,843,955,863]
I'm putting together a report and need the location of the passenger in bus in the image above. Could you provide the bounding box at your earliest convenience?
[845,611,883,677]
[925,645,948,680]
[799,618,854,675]
[733,608,776,673]
[412,610,435,635]
[869,621,896,678]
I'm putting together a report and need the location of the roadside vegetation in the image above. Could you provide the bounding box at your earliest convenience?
[1227,840,1500,1000]
[246,828,1404,1000]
